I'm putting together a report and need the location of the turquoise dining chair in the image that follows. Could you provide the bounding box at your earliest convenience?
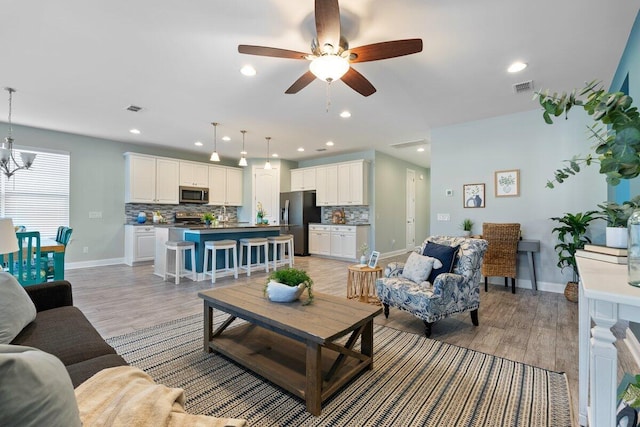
[43,226,72,280]
[0,231,46,286]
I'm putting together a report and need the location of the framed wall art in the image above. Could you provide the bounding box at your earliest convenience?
[495,169,520,197]
[463,183,485,208]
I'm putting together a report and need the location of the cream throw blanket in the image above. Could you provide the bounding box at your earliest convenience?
[75,366,247,427]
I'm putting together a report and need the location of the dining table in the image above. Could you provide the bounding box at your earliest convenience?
[41,237,66,280]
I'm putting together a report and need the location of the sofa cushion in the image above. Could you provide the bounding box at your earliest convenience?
[0,272,37,344]
[0,344,81,427]
[401,252,443,284]
[11,306,117,366]
[423,242,459,283]
[66,353,128,388]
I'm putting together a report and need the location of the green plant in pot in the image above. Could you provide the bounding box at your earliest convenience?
[597,196,640,248]
[460,218,474,237]
[550,211,598,302]
[201,212,216,227]
[265,267,314,305]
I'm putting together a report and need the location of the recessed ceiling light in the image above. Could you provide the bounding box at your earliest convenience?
[340,111,351,118]
[240,150,247,155]
[240,65,256,76]
[297,147,305,152]
[222,136,231,141]
[129,129,141,134]
[326,141,334,146]
[272,153,278,158]
[194,141,203,147]
[417,147,425,152]
[507,62,527,73]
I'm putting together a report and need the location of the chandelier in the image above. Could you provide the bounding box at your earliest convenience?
[1,88,36,179]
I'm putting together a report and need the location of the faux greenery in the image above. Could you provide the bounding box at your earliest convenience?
[460,218,474,232]
[201,212,216,222]
[597,196,640,227]
[359,243,369,257]
[536,80,640,188]
[550,211,598,282]
[265,267,314,305]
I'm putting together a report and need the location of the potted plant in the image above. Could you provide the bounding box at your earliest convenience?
[550,210,598,302]
[201,212,216,227]
[597,197,640,248]
[460,218,474,237]
[264,267,314,305]
[359,243,369,265]
[535,80,640,188]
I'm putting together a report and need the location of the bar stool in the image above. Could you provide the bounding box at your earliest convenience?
[268,234,294,271]
[203,240,238,283]
[239,237,269,276]
[164,240,196,284]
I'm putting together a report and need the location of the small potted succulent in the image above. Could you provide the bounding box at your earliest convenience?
[265,267,314,305]
[201,212,216,227]
[460,218,474,237]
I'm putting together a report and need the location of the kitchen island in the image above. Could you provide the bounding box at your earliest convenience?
[154,224,280,280]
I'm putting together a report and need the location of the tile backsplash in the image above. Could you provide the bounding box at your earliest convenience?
[125,204,238,224]
[321,206,369,224]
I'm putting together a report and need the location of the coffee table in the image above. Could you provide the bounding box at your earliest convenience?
[198,283,382,416]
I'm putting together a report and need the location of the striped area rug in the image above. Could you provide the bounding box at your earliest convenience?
[106,314,572,427]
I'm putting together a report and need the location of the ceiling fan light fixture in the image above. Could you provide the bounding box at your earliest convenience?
[309,55,349,82]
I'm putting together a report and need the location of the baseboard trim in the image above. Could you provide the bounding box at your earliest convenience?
[484,278,565,294]
[66,258,125,270]
[380,249,411,259]
[624,327,640,368]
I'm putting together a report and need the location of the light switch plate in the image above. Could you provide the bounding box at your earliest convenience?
[437,213,450,221]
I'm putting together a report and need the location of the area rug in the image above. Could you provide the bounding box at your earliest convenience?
[106,314,572,427]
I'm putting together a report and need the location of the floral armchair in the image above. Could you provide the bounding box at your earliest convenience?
[375,236,488,337]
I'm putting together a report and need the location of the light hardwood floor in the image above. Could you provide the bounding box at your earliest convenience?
[65,253,599,420]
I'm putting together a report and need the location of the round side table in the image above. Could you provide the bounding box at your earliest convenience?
[347,265,383,305]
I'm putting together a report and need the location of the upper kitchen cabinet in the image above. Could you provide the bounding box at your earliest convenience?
[179,161,209,187]
[208,165,243,206]
[291,167,316,191]
[125,153,179,204]
[337,160,369,205]
[316,164,338,206]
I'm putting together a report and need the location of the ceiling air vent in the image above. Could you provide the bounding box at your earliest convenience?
[316,148,327,152]
[513,80,534,94]
[126,105,142,112]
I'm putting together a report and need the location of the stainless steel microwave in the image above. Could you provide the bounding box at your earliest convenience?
[179,186,209,204]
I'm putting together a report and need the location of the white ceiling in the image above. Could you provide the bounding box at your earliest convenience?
[1,0,639,168]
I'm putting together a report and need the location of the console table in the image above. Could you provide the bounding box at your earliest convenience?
[576,255,640,426]
[518,239,540,293]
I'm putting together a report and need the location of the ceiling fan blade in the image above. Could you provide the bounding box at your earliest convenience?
[315,0,341,52]
[285,71,317,94]
[341,68,376,97]
[348,39,423,63]
[238,45,309,60]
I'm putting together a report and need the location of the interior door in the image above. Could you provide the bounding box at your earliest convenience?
[406,169,416,250]
[253,166,279,225]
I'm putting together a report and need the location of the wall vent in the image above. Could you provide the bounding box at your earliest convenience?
[513,80,534,94]
[126,105,142,112]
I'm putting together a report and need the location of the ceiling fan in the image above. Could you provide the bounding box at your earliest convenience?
[238,0,423,97]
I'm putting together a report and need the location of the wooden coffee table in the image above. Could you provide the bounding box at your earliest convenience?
[198,283,382,416]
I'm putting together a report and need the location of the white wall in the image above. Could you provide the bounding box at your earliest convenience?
[430,108,607,291]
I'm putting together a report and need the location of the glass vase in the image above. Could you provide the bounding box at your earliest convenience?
[628,209,640,287]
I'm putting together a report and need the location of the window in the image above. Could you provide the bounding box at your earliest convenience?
[1,147,70,238]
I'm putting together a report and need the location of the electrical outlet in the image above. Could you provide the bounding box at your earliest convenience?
[83,246,89,253]
[437,213,450,221]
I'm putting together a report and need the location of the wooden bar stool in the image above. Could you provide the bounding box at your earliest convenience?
[203,240,238,283]
[164,240,196,284]
[239,237,269,276]
[267,234,294,270]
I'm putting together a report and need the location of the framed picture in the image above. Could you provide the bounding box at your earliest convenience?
[463,183,485,208]
[495,169,520,197]
[368,251,380,268]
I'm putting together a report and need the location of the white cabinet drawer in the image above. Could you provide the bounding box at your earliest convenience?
[310,224,331,232]
[330,225,356,233]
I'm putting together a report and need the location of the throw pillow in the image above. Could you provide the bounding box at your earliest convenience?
[0,272,37,344]
[0,344,81,427]
[422,242,460,284]
[401,252,443,284]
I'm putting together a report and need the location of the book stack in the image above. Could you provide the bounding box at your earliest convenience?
[576,244,628,264]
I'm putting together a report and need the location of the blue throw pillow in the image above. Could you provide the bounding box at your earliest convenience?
[422,242,459,283]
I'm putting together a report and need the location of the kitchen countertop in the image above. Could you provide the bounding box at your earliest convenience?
[309,223,371,226]
[183,224,280,234]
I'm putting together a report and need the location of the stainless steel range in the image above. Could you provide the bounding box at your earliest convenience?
[174,211,204,226]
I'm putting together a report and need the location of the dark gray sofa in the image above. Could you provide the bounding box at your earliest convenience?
[10,280,127,387]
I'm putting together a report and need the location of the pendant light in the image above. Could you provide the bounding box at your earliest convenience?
[238,130,248,167]
[264,136,272,170]
[1,87,36,179]
[210,122,220,162]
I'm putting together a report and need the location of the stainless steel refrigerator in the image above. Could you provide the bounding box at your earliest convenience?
[280,191,321,256]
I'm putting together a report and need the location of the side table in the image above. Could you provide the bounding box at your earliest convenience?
[347,265,383,305]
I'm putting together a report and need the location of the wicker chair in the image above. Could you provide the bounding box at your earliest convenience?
[481,223,520,294]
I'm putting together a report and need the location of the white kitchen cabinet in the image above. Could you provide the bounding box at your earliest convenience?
[124,225,156,266]
[309,224,369,261]
[308,224,331,256]
[291,167,316,191]
[179,161,209,187]
[125,153,179,204]
[316,165,338,206]
[337,160,369,205]
[208,165,243,206]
